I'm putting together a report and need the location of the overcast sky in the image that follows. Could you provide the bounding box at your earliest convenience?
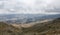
[0,0,60,14]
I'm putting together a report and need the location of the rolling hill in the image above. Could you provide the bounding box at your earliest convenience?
[0,18,60,35]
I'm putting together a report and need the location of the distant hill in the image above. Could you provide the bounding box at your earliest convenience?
[0,18,60,35]
[0,14,60,24]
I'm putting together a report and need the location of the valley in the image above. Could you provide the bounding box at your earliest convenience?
[0,18,60,35]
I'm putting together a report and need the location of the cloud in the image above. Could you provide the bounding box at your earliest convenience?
[0,0,60,14]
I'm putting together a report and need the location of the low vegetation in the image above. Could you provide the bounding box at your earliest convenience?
[0,18,60,35]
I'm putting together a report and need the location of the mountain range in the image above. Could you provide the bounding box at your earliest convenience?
[0,14,60,23]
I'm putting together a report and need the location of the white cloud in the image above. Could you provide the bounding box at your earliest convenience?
[0,0,60,14]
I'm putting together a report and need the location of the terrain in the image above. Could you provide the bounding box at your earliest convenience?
[0,14,60,23]
[0,18,60,35]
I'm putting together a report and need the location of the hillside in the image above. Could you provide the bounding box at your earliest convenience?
[0,18,60,35]
[22,18,60,35]
[0,22,23,35]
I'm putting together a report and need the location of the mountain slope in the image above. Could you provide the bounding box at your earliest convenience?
[21,18,60,35]
[0,22,23,35]
[0,18,60,35]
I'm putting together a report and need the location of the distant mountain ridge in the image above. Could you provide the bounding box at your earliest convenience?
[0,14,60,23]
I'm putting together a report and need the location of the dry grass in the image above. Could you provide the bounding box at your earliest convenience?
[0,18,60,35]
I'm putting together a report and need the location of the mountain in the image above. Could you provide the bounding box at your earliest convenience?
[0,18,60,35]
[0,14,60,23]
[21,18,60,35]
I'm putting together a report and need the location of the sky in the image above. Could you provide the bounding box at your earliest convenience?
[0,0,60,14]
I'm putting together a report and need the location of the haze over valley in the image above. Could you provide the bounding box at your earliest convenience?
[0,0,60,35]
